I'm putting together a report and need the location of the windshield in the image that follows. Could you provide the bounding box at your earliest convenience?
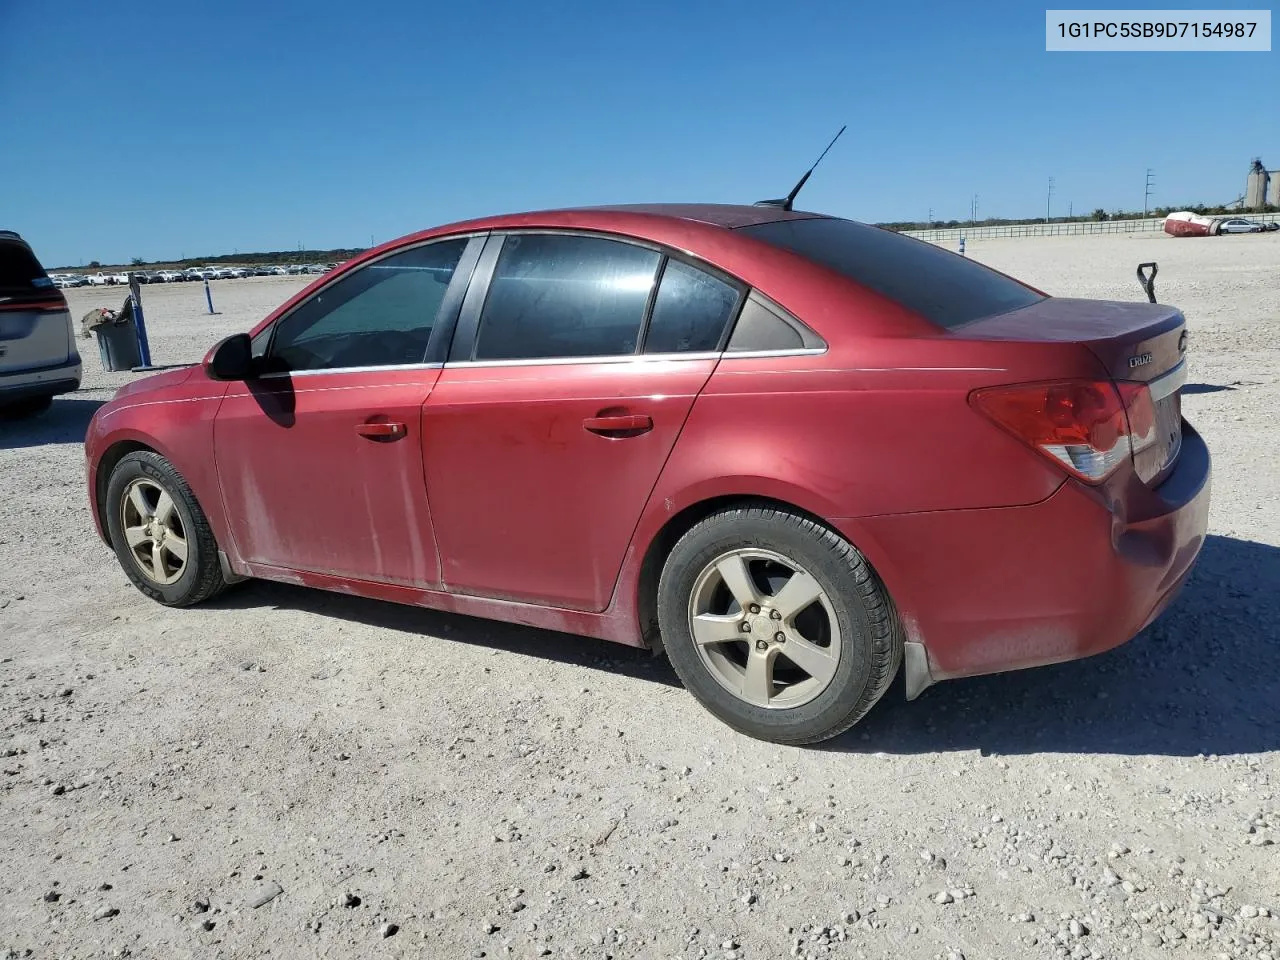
[738,217,1045,329]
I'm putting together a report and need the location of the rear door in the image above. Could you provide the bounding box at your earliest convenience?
[0,234,73,375]
[422,232,745,611]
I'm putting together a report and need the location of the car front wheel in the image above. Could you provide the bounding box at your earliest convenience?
[104,451,229,607]
[657,505,902,745]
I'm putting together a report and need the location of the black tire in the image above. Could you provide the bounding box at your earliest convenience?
[657,505,902,745]
[104,451,228,607]
[0,395,53,419]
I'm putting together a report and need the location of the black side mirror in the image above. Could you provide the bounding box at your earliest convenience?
[205,332,253,381]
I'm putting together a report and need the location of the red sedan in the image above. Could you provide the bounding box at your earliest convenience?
[84,204,1210,744]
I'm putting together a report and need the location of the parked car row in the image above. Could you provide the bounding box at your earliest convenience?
[48,263,337,288]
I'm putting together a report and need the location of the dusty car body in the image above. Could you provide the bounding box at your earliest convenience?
[84,204,1210,743]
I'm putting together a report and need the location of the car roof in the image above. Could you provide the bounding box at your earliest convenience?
[427,203,830,237]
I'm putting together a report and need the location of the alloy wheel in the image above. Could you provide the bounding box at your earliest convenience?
[687,548,842,709]
[119,478,189,586]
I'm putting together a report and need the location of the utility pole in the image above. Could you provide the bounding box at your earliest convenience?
[1144,168,1155,216]
[1046,177,1055,223]
[927,207,933,226]
[1069,201,1073,218]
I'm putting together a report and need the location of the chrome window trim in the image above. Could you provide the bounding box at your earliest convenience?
[442,346,828,370]
[258,361,445,379]
[1146,358,1186,402]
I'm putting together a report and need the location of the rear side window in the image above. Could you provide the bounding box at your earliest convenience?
[643,260,741,354]
[474,234,660,360]
[739,218,1044,329]
[0,238,54,296]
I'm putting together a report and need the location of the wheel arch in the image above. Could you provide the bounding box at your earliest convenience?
[633,493,860,657]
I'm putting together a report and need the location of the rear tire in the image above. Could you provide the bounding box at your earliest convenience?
[104,451,228,607]
[0,395,53,419]
[657,505,902,745]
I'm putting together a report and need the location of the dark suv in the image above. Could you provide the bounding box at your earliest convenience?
[0,231,82,417]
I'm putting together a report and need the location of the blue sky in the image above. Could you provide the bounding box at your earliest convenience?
[2,0,1275,266]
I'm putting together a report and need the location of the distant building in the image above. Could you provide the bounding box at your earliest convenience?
[1246,158,1278,209]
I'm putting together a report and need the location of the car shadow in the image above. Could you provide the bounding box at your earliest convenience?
[205,580,683,689]
[0,396,106,449]
[1183,383,1236,395]
[210,534,1277,757]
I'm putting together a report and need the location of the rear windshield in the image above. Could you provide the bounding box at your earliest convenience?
[0,238,54,296]
[738,217,1044,329]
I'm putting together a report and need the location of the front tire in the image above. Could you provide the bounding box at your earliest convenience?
[657,505,901,745]
[104,451,228,607]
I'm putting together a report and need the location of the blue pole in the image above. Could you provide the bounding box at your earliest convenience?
[959,236,966,257]
[205,279,215,314]
[128,275,153,368]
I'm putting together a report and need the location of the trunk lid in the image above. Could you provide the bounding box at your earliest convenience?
[956,297,1188,485]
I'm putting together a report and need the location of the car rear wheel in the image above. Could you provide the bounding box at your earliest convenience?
[104,451,229,607]
[657,505,902,745]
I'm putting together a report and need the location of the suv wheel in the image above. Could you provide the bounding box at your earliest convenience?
[657,505,902,745]
[104,451,229,607]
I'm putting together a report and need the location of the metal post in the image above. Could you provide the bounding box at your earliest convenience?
[205,278,216,314]
[1144,169,1155,217]
[128,274,154,369]
[1046,177,1055,223]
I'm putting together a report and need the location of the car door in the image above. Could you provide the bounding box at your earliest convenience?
[213,235,481,586]
[422,231,745,611]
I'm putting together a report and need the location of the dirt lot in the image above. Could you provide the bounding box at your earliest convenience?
[2,234,1278,960]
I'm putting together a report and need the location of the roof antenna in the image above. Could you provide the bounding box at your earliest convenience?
[755,125,847,211]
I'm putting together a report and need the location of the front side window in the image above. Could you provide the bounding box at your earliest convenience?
[473,234,661,361]
[266,239,467,372]
[643,259,741,354]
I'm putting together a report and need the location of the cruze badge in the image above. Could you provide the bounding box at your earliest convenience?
[1128,352,1153,368]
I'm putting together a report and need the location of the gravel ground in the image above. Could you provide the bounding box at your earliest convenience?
[1,234,1277,960]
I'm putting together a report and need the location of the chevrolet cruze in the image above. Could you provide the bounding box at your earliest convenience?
[84,204,1210,744]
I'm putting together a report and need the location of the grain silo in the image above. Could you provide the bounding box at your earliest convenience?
[1268,172,1280,207]
[1246,158,1269,209]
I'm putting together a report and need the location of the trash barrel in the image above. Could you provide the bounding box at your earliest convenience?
[94,298,143,372]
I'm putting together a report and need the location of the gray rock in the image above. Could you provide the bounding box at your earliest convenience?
[343,892,361,908]
[249,882,283,908]
[934,891,955,904]
[380,922,398,938]
[192,899,210,913]
[92,906,119,920]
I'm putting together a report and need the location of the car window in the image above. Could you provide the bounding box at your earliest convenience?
[267,240,466,372]
[643,259,741,354]
[739,217,1044,330]
[0,237,54,300]
[473,234,661,361]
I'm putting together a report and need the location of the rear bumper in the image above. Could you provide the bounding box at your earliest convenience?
[0,355,82,402]
[836,420,1211,683]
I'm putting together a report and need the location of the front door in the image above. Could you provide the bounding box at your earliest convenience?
[423,232,745,610]
[213,237,476,586]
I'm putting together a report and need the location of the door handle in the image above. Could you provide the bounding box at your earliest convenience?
[583,414,653,437]
[356,421,407,441]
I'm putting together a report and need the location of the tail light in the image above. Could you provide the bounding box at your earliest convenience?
[971,379,1157,484]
